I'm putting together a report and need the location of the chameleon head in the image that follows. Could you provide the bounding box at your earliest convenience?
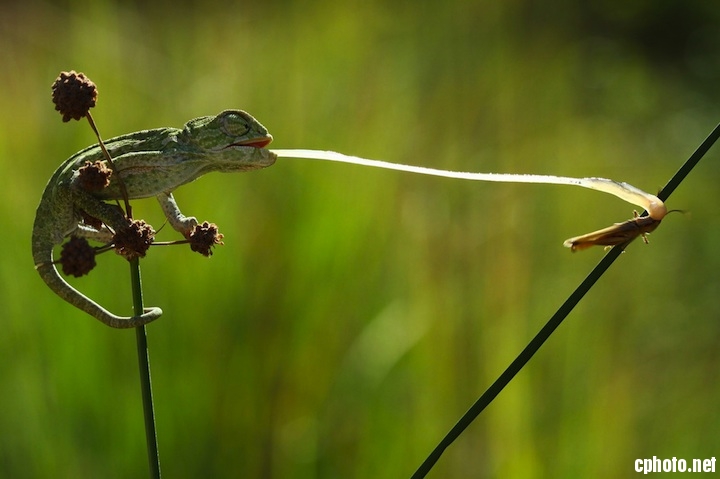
[179,110,277,170]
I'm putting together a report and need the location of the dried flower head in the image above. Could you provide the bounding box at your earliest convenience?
[51,70,98,122]
[187,221,224,257]
[76,160,112,192]
[113,220,155,261]
[59,236,97,277]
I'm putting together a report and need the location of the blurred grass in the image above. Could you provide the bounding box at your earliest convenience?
[2,0,720,477]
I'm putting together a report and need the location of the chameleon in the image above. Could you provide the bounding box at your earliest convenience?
[32,110,277,328]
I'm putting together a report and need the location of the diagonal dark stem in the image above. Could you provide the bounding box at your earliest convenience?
[656,123,720,202]
[410,121,720,479]
[86,112,133,218]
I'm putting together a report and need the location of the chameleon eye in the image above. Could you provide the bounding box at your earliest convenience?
[220,112,250,137]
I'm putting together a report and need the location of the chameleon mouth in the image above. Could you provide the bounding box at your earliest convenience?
[228,135,273,149]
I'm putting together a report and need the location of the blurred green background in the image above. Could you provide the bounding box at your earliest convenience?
[2,0,720,477]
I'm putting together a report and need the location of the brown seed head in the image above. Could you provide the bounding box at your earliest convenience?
[77,160,112,192]
[59,237,97,277]
[51,70,98,122]
[187,221,224,257]
[113,220,156,261]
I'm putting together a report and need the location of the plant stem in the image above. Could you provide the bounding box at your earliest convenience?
[130,258,161,478]
[86,112,133,218]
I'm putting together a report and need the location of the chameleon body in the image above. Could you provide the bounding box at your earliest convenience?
[32,110,276,328]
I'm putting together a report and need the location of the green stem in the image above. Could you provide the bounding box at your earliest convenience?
[130,258,161,479]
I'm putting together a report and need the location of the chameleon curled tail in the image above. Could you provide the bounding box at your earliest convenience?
[34,258,162,329]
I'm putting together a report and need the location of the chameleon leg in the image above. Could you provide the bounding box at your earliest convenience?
[156,192,198,237]
[72,223,115,243]
[70,186,130,232]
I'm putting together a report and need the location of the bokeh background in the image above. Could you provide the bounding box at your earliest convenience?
[2,1,720,477]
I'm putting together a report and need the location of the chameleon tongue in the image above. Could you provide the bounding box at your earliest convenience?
[229,137,273,149]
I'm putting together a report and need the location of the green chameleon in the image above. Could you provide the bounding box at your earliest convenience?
[32,110,276,328]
